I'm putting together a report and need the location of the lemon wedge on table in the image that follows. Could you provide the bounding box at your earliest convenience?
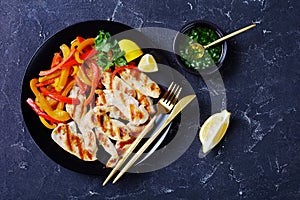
[137,54,158,73]
[199,110,231,154]
[118,39,143,62]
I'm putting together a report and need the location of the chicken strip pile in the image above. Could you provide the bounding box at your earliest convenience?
[51,64,160,168]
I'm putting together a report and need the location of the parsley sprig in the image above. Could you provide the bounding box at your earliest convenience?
[94,30,127,71]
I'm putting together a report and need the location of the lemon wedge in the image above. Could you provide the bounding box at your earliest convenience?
[137,54,158,73]
[118,39,143,62]
[199,110,231,154]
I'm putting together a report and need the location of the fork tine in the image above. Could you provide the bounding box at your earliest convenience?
[168,85,181,104]
[161,82,174,100]
[170,87,182,106]
[164,83,177,103]
[165,84,180,105]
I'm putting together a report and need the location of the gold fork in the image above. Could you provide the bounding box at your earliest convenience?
[102,82,182,186]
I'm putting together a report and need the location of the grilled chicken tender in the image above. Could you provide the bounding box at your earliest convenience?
[78,109,128,167]
[103,90,149,125]
[81,110,131,142]
[95,90,129,120]
[136,90,156,114]
[115,138,135,157]
[94,128,119,168]
[94,114,131,141]
[66,86,87,121]
[94,105,128,121]
[96,89,155,119]
[51,122,97,161]
[119,68,160,98]
[101,71,135,96]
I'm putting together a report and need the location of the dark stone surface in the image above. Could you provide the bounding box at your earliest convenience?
[1,0,299,199]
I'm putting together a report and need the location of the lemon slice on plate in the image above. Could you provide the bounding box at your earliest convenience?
[118,39,143,62]
[199,110,231,154]
[137,54,158,73]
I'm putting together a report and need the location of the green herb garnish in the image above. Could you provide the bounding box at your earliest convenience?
[94,30,127,71]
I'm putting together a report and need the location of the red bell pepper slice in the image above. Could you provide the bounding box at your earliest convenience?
[40,87,80,105]
[39,49,77,76]
[26,98,62,124]
[76,36,85,43]
[84,61,100,106]
[35,78,55,87]
[51,52,62,68]
[81,48,98,60]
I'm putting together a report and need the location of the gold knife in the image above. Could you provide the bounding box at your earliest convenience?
[112,94,196,184]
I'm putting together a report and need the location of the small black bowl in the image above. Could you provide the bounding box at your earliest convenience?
[173,20,227,75]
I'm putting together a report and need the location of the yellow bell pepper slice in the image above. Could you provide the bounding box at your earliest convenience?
[38,70,61,83]
[60,44,70,58]
[71,66,79,76]
[39,116,57,129]
[56,67,70,92]
[30,78,70,122]
[55,44,71,92]
[76,38,94,53]
[56,79,76,110]
[71,38,80,50]
[75,51,84,64]
[74,38,95,63]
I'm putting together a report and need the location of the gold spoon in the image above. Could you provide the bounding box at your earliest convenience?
[189,24,256,59]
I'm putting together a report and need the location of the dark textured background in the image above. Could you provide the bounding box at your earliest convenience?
[1,0,299,199]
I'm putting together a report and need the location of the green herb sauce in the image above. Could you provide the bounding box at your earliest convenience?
[179,27,222,70]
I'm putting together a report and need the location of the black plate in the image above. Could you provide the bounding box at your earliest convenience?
[21,20,181,175]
